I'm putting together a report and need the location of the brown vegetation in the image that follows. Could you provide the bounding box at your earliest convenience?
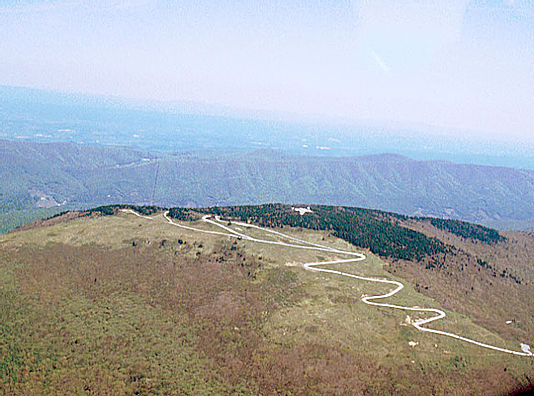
[395,219,534,344]
[1,213,533,394]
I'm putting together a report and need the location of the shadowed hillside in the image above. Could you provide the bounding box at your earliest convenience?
[1,140,533,232]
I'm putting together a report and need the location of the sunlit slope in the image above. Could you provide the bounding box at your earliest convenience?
[1,209,533,395]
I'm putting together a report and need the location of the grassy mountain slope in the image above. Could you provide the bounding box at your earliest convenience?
[1,204,532,394]
[1,139,534,231]
[168,204,534,345]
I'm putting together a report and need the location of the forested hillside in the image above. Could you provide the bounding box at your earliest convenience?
[1,139,534,231]
[169,204,452,264]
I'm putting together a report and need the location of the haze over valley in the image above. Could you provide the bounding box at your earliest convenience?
[2,86,533,170]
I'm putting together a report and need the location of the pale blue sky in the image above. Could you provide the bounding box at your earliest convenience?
[0,0,533,142]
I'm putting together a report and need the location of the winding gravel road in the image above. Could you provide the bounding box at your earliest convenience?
[121,209,533,357]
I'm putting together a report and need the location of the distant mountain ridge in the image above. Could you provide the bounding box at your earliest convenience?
[1,139,533,230]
